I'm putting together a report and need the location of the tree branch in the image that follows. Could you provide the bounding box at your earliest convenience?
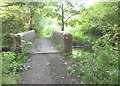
[64,14,73,23]
[62,4,64,31]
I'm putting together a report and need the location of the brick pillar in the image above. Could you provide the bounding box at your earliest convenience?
[63,32,72,55]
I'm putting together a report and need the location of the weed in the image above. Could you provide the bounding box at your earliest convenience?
[56,43,62,49]
[2,75,17,84]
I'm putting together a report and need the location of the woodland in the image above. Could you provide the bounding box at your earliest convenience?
[0,0,120,84]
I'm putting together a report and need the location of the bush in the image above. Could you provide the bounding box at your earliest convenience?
[67,2,119,45]
[68,43,119,84]
[1,2,30,50]
[1,52,27,76]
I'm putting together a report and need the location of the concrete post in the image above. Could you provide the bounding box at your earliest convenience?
[63,32,72,55]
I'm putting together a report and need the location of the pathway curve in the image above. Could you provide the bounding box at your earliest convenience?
[19,37,82,84]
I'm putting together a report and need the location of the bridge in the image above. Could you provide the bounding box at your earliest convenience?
[10,30,82,84]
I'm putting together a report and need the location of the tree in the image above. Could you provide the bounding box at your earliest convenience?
[25,2,46,30]
[43,0,85,31]
[61,3,64,31]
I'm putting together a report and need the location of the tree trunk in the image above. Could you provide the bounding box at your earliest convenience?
[62,4,64,31]
[30,9,33,30]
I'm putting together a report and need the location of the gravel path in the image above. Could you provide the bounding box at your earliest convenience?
[19,37,82,84]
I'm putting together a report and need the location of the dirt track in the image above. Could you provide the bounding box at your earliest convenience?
[19,37,82,84]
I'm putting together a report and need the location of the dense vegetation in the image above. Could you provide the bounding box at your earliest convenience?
[0,0,119,84]
[67,2,119,84]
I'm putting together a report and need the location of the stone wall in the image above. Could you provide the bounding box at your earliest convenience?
[52,30,73,54]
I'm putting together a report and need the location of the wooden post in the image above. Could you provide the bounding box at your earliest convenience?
[64,32,72,55]
[10,33,16,52]
[10,34,22,53]
[62,4,64,31]
[15,35,21,53]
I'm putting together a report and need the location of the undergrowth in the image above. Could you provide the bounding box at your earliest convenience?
[68,42,119,84]
[1,41,32,84]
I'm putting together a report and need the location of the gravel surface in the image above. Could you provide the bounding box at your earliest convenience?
[19,37,82,84]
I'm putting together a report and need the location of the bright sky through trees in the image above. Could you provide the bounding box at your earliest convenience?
[84,0,99,8]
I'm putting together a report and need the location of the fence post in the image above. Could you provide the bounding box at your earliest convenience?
[63,32,72,55]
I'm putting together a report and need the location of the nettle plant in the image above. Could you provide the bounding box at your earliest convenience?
[68,42,119,84]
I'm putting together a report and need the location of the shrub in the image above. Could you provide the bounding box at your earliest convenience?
[68,43,119,84]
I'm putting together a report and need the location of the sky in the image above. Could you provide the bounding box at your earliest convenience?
[65,0,100,10]
[84,0,99,8]
[67,0,119,9]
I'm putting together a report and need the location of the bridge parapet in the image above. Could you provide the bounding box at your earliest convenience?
[52,30,72,55]
[10,30,35,52]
